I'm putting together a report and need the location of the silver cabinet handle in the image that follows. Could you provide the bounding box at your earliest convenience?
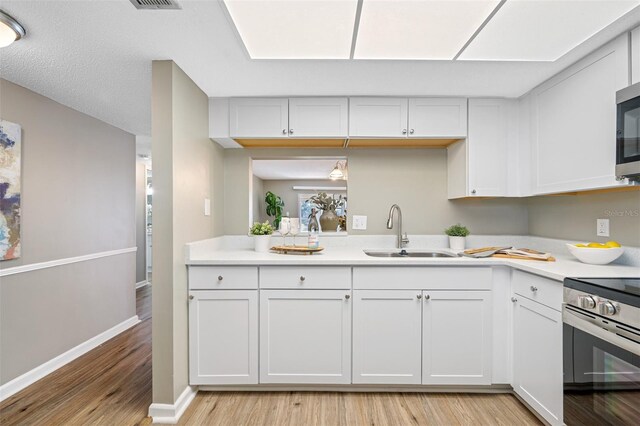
[218,275,223,281]
[471,189,477,195]
[424,294,430,300]
[409,129,415,134]
[299,276,306,282]
[530,286,538,292]
[189,295,194,300]
[417,294,422,299]
[402,129,407,135]
[511,297,517,302]
[345,294,350,300]
[289,129,294,134]
[282,129,287,135]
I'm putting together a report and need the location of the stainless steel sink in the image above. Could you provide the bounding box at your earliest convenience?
[364,250,459,258]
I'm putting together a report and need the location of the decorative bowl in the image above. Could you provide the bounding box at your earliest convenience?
[566,243,624,265]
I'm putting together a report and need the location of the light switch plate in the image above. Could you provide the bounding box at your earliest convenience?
[597,218,609,237]
[352,215,367,230]
[204,198,211,216]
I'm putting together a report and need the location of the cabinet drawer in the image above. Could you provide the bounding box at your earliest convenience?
[189,266,258,290]
[353,267,491,290]
[260,266,351,289]
[512,270,562,311]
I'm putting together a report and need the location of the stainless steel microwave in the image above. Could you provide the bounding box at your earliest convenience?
[616,82,640,182]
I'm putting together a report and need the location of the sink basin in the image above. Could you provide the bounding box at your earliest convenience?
[364,250,459,258]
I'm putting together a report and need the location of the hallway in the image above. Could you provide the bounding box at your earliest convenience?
[0,286,153,425]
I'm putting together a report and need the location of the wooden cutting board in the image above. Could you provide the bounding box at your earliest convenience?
[491,254,556,262]
[271,245,324,255]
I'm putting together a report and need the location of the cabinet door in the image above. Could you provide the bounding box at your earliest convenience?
[531,35,629,194]
[467,98,509,197]
[512,296,563,426]
[260,290,351,384]
[352,290,422,384]
[349,97,408,137]
[188,290,258,385]
[229,98,289,138]
[408,98,467,138]
[422,290,492,385]
[288,98,348,137]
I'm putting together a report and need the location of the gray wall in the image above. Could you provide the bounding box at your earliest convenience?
[0,79,136,385]
[135,160,147,284]
[260,179,347,224]
[528,190,640,246]
[225,148,529,236]
[151,61,224,405]
[252,174,264,224]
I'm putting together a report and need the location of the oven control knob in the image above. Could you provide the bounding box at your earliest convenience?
[579,296,596,309]
[598,301,617,316]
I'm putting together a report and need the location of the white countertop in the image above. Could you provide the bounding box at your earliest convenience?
[186,246,640,282]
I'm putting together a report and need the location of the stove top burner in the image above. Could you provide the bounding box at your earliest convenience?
[571,277,640,296]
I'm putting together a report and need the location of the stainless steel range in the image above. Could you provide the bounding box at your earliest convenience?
[563,277,640,425]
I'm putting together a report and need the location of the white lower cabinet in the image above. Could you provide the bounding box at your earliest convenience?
[422,291,492,385]
[352,290,422,384]
[259,289,352,384]
[512,296,563,426]
[188,290,258,385]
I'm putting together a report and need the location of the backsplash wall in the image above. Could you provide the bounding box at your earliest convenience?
[527,190,640,247]
[224,148,529,236]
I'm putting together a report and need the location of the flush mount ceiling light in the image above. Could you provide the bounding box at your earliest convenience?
[354,0,501,60]
[222,0,358,59]
[0,10,25,48]
[459,0,640,61]
[329,160,348,180]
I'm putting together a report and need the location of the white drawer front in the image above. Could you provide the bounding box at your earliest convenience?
[353,267,491,290]
[189,266,258,290]
[260,266,351,289]
[512,270,562,311]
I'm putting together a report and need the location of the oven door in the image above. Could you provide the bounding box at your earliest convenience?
[563,307,640,425]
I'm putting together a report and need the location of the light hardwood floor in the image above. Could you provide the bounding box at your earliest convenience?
[1,285,540,426]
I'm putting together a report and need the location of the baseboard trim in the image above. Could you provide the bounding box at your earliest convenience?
[136,280,149,289]
[149,386,197,424]
[0,315,140,402]
[0,247,138,277]
[198,384,512,393]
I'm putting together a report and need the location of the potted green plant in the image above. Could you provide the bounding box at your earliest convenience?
[249,221,274,253]
[445,223,470,251]
[265,191,284,228]
[310,192,346,232]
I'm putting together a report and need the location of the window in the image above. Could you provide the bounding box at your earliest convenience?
[298,193,347,232]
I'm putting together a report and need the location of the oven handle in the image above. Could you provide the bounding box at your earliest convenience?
[563,306,640,357]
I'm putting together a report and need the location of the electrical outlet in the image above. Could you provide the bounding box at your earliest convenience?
[352,215,367,230]
[204,198,211,216]
[597,218,609,237]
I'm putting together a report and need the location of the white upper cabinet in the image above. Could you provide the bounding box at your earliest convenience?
[530,35,629,194]
[349,97,409,137]
[468,98,511,197]
[632,27,640,85]
[448,98,515,198]
[408,98,467,138]
[229,98,289,138]
[288,98,349,138]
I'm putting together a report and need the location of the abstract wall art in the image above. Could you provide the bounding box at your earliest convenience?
[0,119,21,260]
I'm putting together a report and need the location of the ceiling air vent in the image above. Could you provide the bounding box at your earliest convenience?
[129,0,181,10]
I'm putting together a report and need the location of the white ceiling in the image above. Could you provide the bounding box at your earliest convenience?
[1,0,640,138]
[252,158,344,180]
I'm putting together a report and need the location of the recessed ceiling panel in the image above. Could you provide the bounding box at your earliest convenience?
[354,0,501,60]
[460,0,640,61]
[223,0,358,59]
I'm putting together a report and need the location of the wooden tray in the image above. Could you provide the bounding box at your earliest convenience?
[271,245,324,255]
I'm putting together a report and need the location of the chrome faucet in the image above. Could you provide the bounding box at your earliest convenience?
[386,204,409,249]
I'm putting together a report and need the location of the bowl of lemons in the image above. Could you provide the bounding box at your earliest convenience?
[566,241,624,265]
